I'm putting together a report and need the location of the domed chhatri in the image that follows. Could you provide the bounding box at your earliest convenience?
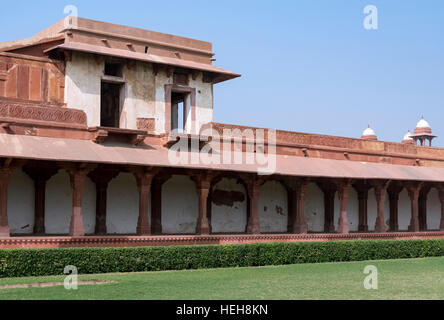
[410,116,437,147]
[361,125,378,141]
[402,130,415,145]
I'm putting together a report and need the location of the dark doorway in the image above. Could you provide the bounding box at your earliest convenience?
[101,82,121,128]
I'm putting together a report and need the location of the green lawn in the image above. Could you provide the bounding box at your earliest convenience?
[1,257,444,300]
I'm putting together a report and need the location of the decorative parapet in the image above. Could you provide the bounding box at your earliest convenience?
[209,122,444,167]
[0,99,87,126]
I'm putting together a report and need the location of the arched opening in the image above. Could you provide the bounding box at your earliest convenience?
[45,171,72,235]
[162,175,198,234]
[8,169,34,235]
[426,188,441,230]
[304,183,324,233]
[210,177,248,234]
[107,172,139,234]
[398,189,411,231]
[258,180,287,233]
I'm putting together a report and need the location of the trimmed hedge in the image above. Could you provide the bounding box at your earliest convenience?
[1,239,444,278]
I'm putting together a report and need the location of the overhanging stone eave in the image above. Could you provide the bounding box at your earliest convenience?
[1,133,444,183]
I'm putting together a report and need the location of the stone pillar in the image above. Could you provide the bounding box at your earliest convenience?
[134,169,156,236]
[405,182,423,232]
[358,190,369,232]
[192,172,212,235]
[317,181,336,233]
[95,181,108,235]
[287,179,309,234]
[207,183,213,234]
[371,180,390,233]
[418,185,431,231]
[89,170,118,235]
[34,177,47,235]
[196,187,210,235]
[438,187,444,231]
[0,168,11,238]
[387,183,403,232]
[324,190,335,233]
[287,186,294,233]
[23,165,59,235]
[246,177,262,235]
[68,166,94,237]
[353,182,370,232]
[336,180,352,234]
[150,173,172,235]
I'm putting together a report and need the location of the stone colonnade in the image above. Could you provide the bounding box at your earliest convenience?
[1,159,444,237]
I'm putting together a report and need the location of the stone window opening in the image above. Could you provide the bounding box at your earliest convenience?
[104,62,123,78]
[100,81,123,128]
[171,92,188,133]
[165,84,196,134]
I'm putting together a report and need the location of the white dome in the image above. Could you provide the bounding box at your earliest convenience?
[403,131,413,141]
[416,117,431,129]
[362,126,376,137]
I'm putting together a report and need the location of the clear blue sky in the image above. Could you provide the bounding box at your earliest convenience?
[1,0,443,145]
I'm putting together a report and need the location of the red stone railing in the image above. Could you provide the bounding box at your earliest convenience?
[208,122,444,164]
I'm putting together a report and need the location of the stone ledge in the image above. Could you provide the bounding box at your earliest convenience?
[2,232,444,249]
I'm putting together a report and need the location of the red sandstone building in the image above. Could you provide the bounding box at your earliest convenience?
[0,18,444,249]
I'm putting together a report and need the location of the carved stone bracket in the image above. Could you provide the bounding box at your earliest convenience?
[90,127,147,145]
[92,129,108,143]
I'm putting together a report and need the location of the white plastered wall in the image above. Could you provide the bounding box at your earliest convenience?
[426,188,441,230]
[398,189,411,230]
[258,181,287,233]
[211,178,247,233]
[189,73,214,134]
[121,61,156,129]
[162,175,198,234]
[7,170,34,234]
[45,171,96,234]
[65,52,102,126]
[107,173,140,234]
[66,52,214,134]
[305,183,325,232]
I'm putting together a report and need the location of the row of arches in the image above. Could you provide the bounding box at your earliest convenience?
[6,169,444,235]
[8,170,287,235]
